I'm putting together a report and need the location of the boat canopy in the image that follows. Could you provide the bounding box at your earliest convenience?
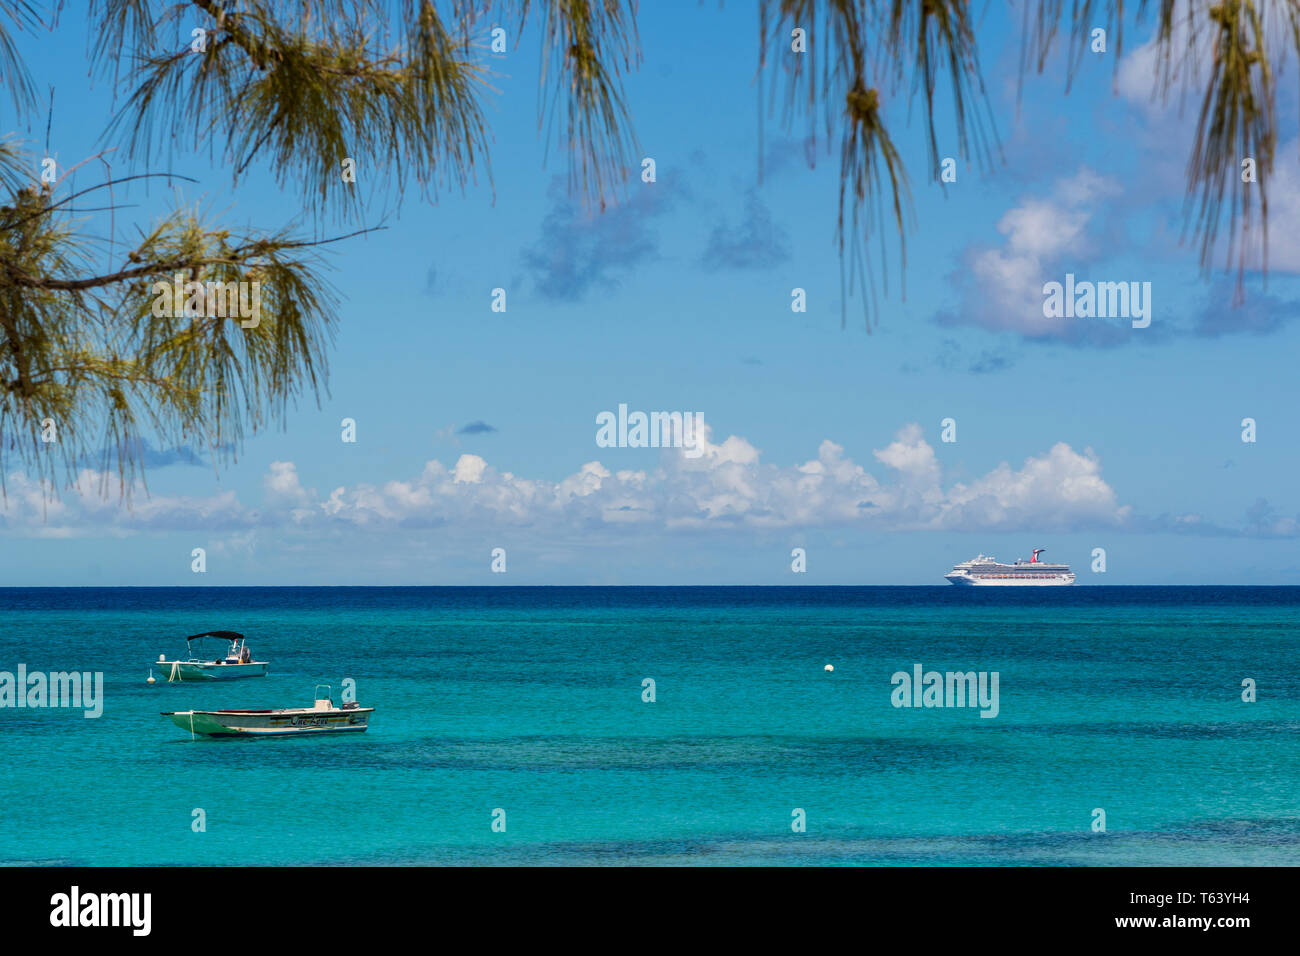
[185,630,245,643]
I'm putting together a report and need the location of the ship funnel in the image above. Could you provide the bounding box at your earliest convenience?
[1031,548,1045,563]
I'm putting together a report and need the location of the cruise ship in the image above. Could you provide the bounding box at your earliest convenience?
[944,549,1075,586]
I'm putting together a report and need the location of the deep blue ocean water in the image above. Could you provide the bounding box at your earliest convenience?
[0,586,1296,866]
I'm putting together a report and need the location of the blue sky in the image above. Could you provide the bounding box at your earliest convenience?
[2,2,1298,584]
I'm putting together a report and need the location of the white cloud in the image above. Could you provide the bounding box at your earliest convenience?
[1114,4,1300,274]
[0,421,1135,537]
[1116,1,1295,115]
[1247,138,1300,272]
[941,443,1124,531]
[264,460,314,511]
[1115,4,1211,113]
[942,167,1126,340]
[452,454,488,483]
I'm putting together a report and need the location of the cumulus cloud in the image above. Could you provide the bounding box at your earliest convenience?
[263,460,318,522]
[0,468,251,534]
[937,167,1133,344]
[1242,138,1300,274]
[0,421,1146,538]
[1117,2,1296,118]
[1116,7,1300,277]
[1115,9,1211,117]
[452,454,488,484]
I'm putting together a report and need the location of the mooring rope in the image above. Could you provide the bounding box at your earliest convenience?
[169,660,181,683]
[189,711,195,741]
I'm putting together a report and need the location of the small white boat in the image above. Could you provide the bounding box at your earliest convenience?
[154,631,268,681]
[162,685,373,738]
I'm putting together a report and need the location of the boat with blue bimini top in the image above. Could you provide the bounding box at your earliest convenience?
[153,631,268,681]
[162,685,373,738]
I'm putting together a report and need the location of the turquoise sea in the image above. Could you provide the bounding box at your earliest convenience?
[0,586,1296,866]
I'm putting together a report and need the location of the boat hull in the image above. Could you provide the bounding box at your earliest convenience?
[155,661,269,681]
[945,574,1075,586]
[164,707,372,737]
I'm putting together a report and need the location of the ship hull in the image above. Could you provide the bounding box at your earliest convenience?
[945,574,1075,586]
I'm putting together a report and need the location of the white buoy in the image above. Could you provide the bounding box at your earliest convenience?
[824,664,834,672]
[146,669,157,685]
